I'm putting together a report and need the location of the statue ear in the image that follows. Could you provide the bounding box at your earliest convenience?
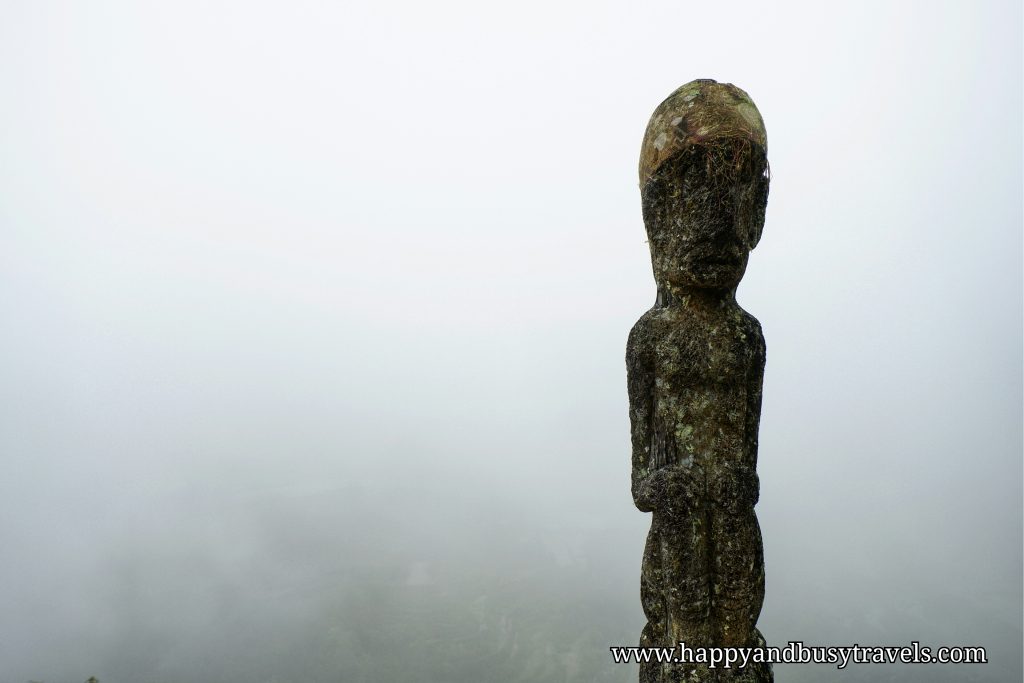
[748,205,764,250]
[748,161,770,250]
[749,226,763,251]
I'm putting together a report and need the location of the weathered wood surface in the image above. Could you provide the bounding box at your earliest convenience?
[629,79,773,683]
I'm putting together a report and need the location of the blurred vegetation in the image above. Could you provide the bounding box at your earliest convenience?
[25,483,642,683]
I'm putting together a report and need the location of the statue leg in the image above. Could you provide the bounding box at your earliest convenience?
[720,628,773,683]
[659,510,717,682]
[710,508,765,649]
[640,522,665,683]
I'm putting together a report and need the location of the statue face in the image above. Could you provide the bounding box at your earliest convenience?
[642,140,768,291]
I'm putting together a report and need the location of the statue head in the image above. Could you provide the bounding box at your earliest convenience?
[640,79,769,292]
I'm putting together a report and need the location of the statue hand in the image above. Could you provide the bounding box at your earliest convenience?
[708,463,760,513]
[634,464,704,515]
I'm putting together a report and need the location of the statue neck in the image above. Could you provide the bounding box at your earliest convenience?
[656,284,736,311]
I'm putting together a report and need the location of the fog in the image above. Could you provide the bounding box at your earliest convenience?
[0,1,1020,682]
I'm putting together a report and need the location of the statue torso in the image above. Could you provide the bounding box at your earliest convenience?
[646,301,764,474]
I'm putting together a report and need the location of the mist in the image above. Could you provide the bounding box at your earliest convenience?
[0,1,1020,682]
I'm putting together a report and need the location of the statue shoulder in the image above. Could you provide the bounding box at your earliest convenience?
[627,309,661,360]
[735,306,765,342]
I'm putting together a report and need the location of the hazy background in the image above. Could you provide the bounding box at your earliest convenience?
[0,1,1020,682]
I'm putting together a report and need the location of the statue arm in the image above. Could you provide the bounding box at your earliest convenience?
[745,321,766,469]
[627,318,660,512]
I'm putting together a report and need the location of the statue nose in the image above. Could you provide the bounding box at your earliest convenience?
[705,220,746,255]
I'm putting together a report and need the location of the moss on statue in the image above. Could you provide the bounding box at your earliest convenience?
[628,79,773,683]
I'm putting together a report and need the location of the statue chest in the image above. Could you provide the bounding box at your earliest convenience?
[648,312,762,465]
[652,315,757,388]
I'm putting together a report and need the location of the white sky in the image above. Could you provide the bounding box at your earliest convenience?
[0,2,1020,681]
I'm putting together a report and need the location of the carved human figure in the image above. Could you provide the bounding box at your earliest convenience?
[627,80,773,683]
